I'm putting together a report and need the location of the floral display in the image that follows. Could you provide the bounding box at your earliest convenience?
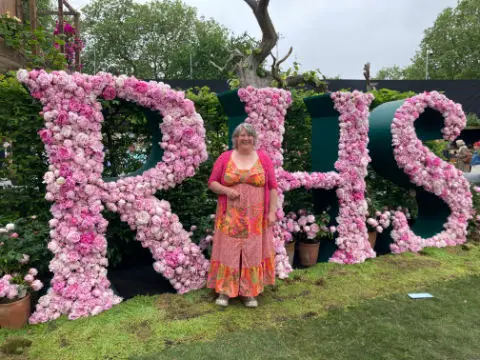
[53,21,84,71]
[0,222,43,303]
[16,69,473,323]
[279,209,333,244]
[366,209,392,233]
[18,69,209,323]
[237,86,293,278]
[242,89,374,265]
[390,91,473,252]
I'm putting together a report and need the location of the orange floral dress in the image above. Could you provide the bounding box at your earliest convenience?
[207,158,276,297]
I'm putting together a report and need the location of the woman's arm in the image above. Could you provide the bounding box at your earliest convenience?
[209,181,239,199]
[267,188,278,225]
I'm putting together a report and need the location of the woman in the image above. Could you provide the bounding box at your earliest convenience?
[456,140,472,172]
[207,123,278,308]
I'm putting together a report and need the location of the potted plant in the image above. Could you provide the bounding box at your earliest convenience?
[366,206,393,249]
[0,219,44,329]
[281,210,333,267]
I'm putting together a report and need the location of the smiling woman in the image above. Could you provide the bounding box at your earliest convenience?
[207,123,278,308]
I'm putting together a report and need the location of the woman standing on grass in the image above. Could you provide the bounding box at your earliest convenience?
[206,123,278,308]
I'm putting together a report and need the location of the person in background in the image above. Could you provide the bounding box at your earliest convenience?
[470,141,480,174]
[206,123,278,308]
[456,140,472,172]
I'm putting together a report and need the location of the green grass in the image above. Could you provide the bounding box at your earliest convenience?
[2,245,480,360]
[135,275,480,360]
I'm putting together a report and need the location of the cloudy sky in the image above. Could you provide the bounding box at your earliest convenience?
[69,0,458,79]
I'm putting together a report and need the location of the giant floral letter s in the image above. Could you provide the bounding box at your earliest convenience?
[369,91,473,253]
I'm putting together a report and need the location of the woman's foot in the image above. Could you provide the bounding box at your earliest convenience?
[215,294,229,307]
[242,296,258,308]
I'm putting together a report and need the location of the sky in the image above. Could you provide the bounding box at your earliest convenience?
[68,0,458,79]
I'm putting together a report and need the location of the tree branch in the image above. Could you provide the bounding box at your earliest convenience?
[276,46,292,68]
[244,0,257,12]
[210,48,244,72]
[243,0,278,67]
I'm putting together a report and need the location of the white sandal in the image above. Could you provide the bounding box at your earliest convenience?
[215,294,229,307]
[242,296,258,308]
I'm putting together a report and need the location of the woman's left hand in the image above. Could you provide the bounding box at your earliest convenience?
[267,211,277,226]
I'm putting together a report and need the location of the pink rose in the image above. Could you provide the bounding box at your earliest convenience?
[58,146,72,160]
[102,85,116,100]
[134,82,148,94]
[56,111,69,125]
[80,232,95,245]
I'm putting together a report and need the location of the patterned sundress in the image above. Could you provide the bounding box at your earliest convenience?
[207,157,276,297]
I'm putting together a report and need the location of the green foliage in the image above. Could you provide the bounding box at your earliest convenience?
[424,139,448,160]
[375,64,405,80]
[281,88,319,214]
[365,166,418,217]
[80,0,255,79]
[468,186,480,243]
[0,13,66,70]
[100,99,150,178]
[0,73,50,222]
[466,112,480,128]
[369,88,416,109]
[0,217,51,278]
[376,0,480,80]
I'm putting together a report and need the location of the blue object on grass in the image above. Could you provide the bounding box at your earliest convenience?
[408,293,434,299]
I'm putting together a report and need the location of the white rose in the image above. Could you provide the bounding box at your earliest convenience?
[16,69,28,82]
[5,223,15,231]
[43,172,55,184]
[135,211,151,225]
[56,177,66,185]
[61,126,73,138]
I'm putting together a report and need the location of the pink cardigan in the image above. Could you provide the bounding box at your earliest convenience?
[208,150,278,217]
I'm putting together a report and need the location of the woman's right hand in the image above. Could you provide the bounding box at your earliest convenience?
[226,188,240,200]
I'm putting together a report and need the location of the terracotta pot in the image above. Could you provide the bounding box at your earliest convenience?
[0,293,31,329]
[368,231,378,249]
[298,242,320,267]
[285,241,295,267]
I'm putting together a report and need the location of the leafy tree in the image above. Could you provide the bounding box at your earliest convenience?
[406,0,480,79]
[80,0,254,79]
[375,65,405,80]
[376,0,480,80]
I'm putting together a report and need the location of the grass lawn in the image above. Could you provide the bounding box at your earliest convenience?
[1,245,480,360]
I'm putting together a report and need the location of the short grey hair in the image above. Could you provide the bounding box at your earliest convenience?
[232,123,257,149]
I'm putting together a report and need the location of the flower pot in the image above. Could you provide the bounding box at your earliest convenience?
[0,293,31,329]
[368,231,377,249]
[298,242,320,267]
[285,241,295,267]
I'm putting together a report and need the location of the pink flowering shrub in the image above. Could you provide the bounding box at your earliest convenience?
[53,21,84,71]
[279,209,333,244]
[0,221,43,303]
[366,207,393,234]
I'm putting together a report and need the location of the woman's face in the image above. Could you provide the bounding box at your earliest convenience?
[236,129,255,151]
